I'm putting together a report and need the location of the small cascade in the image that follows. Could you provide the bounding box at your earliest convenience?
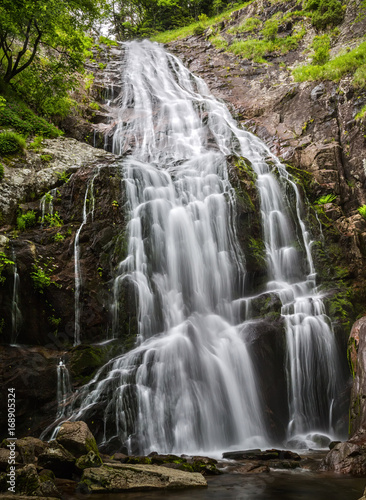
[39,188,57,225]
[74,168,100,346]
[56,359,72,419]
[10,248,21,345]
[64,40,344,453]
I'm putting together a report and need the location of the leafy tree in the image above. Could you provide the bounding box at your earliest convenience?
[0,0,106,84]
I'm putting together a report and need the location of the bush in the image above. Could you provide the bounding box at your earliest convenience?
[306,0,344,29]
[293,41,366,87]
[0,96,62,137]
[193,23,205,35]
[0,131,26,155]
[311,34,330,65]
[17,210,37,230]
[0,163,4,181]
[261,19,279,41]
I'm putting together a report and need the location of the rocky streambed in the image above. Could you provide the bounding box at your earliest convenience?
[1,421,366,500]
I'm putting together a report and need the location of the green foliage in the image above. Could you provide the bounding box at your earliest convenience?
[261,18,279,41]
[29,135,44,152]
[0,163,4,181]
[358,205,366,219]
[0,252,14,284]
[30,264,51,293]
[53,232,65,243]
[228,23,305,62]
[293,41,366,88]
[210,35,229,50]
[17,210,37,231]
[150,2,249,43]
[57,170,71,183]
[315,194,336,204]
[311,34,330,65]
[0,96,5,110]
[0,96,62,137]
[355,105,366,121]
[193,23,206,35]
[42,211,63,228]
[0,131,26,155]
[40,154,53,162]
[98,35,119,47]
[228,16,261,34]
[0,0,106,84]
[305,0,344,29]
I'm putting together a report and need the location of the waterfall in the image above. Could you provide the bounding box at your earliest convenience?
[10,247,21,345]
[39,188,57,225]
[67,40,341,453]
[56,359,72,419]
[74,169,100,346]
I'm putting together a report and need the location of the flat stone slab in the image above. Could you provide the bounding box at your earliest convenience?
[79,463,207,492]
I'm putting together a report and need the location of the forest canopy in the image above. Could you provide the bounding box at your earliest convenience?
[110,0,241,39]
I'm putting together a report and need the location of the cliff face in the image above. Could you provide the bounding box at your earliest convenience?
[1,1,366,444]
[167,0,366,302]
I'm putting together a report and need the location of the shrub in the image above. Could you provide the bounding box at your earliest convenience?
[30,264,51,293]
[261,18,279,41]
[193,23,205,35]
[17,210,37,230]
[0,163,4,181]
[311,34,330,65]
[358,205,366,219]
[293,41,366,88]
[228,17,261,34]
[0,252,14,284]
[0,96,62,137]
[42,211,63,227]
[0,131,26,155]
[53,232,65,242]
[306,0,344,29]
[29,135,44,152]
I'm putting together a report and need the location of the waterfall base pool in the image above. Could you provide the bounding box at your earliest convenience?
[61,471,365,500]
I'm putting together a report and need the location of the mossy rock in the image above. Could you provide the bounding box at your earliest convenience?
[69,342,121,385]
[76,450,103,470]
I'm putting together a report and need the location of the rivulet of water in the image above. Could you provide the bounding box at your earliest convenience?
[66,40,342,453]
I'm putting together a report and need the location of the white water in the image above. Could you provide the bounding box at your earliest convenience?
[10,247,21,345]
[68,40,341,453]
[74,169,100,346]
[56,359,72,419]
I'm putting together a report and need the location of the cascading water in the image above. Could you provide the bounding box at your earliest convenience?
[74,168,100,346]
[56,359,72,419]
[10,247,21,345]
[39,188,57,225]
[66,40,342,453]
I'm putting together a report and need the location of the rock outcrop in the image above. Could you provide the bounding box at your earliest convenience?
[321,317,366,476]
[78,463,207,493]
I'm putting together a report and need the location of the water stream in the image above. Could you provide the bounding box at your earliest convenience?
[67,40,343,454]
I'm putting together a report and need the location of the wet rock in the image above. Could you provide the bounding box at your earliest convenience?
[78,463,207,493]
[0,463,61,498]
[75,451,103,470]
[56,421,99,458]
[37,441,76,479]
[0,448,19,472]
[305,434,331,448]
[320,439,366,476]
[15,437,48,464]
[349,317,366,438]
[222,449,301,461]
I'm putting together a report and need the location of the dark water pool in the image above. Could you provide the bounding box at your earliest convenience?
[63,471,365,500]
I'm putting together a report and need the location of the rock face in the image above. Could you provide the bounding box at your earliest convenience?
[78,463,207,493]
[320,316,366,476]
[348,316,366,438]
[320,439,366,476]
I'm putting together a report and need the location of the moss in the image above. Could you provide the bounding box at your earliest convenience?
[347,336,357,379]
[125,456,152,464]
[69,344,112,385]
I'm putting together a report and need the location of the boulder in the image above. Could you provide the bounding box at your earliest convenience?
[15,437,48,464]
[320,439,366,476]
[0,463,61,498]
[0,448,19,472]
[78,463,207,493]
[75,451,103,470]
[37,441,76,479]
[56,421,98,458]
